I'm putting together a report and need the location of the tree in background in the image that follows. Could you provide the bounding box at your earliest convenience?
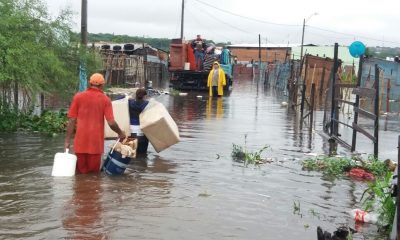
[0,0,101,112]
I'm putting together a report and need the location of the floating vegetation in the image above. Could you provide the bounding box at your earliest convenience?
[308,208,320,219]
[301,155,389,178]
[361,172,396,232]
[293,200,301,215]
[198,191,212,197]
[303,224,310,230]
[169,89,181,96]
[303,155,395,233]
[231,134,270,166]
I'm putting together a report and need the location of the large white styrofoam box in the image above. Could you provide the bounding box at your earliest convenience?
[139,100,180,152]
[104,97,131,139]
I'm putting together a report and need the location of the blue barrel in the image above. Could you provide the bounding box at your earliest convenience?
[103,150,131,175]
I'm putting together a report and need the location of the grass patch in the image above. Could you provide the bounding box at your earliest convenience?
[231,134,270,166]
[301,155,389,178]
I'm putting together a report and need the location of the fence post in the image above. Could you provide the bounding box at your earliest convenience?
[330,43,339,136]
[387,79,391,113]
[319,66,326,97]
[310,83,316,131]
[300,57,308,119]
[374,64,380,158]
[397,135,399,240]
[351,56,363,151]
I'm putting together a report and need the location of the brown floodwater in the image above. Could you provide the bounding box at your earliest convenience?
[0,79,398,239]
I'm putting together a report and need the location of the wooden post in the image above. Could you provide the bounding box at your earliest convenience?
[380,73,384,113]
[351,56,363,151]
[373,64,380,158]
[300,57,308,119]
[397,135,400,240]
[259,34,262,83]
[319,67,326,97]
[330,43,339,136]
[387,79,391,113]
[310,83,316,131]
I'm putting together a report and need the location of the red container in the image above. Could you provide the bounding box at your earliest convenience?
[169,43,187,71]
[187,43,196,70]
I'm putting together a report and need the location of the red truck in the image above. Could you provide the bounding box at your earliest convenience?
[168,39,233,91]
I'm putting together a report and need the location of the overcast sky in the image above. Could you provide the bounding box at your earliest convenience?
[46,0,400,47]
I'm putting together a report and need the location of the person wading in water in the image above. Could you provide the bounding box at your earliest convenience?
[64,73,126,174]
[207,62,226,97]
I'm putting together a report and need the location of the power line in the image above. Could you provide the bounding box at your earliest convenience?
[185,6,231,41]
[308,25,400,45]
[190,1,255,35]
[194,0,400,46]
[193,0,301,27]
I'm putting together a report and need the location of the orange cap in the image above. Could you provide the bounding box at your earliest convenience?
[89,73,105,85]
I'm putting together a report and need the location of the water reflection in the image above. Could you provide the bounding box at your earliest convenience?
[206,97,224,119]
[62,175,108,240]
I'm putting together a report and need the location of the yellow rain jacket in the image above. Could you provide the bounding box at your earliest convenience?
[207,62,226,97]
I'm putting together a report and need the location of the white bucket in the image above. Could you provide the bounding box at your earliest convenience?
[51,149,77,177]
[184,62,190,70]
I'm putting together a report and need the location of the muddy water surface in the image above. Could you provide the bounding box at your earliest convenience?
[1,79,398,239]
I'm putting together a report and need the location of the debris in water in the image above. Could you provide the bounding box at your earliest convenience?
[305,152,319,157]
[198,191,211,197]
[257,193,271,198]
[317,226,354,240]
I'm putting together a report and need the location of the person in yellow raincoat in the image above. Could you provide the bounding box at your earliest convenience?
[207,62,226,97]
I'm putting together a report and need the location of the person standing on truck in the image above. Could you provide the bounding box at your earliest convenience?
[64,73,126,174]
[207,62,226,97]
[128,88,149,154]
[191,34,207,71]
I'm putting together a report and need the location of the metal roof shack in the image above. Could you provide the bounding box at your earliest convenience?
[226,44,291,63]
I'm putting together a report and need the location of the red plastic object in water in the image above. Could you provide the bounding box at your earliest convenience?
[348,168,375,181]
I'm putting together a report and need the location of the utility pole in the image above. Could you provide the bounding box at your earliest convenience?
[299,18,305,62]
[81,0,88,45]
[258,34,261,82]
[300,14,317,61]
[180,0,185,40]
[79,0,88,92]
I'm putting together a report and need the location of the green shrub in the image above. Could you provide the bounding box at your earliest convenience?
[0,108,68,135]
[362,172,395,231]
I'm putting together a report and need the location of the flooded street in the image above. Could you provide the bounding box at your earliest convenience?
[1,79,398,239]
